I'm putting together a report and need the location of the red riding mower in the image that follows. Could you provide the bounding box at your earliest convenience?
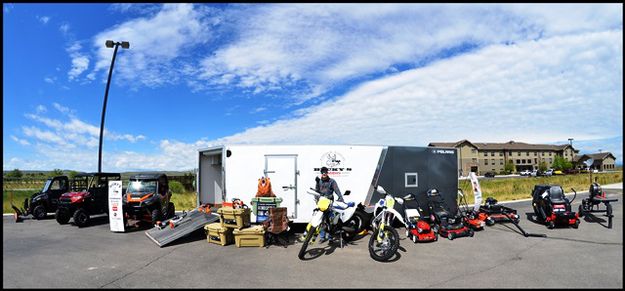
[531,184,579,229]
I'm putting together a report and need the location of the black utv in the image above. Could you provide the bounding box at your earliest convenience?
[123,173,175,226]
[12,176,69,221]
[55,172,121,227]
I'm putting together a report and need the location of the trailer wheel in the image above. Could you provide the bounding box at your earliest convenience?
[55,208,70,224]
[73,208,90,227]
[32,205,47,220]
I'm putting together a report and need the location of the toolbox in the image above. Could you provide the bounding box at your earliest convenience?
[217,207,251,230]
[204,222,234,246]
[233,225,266,247]
[251,197,283,223]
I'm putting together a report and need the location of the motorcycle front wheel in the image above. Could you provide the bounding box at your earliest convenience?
[298,225,319,260]
[368,226,399,262]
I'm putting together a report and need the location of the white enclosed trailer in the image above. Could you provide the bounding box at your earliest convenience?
[198,145,458,223]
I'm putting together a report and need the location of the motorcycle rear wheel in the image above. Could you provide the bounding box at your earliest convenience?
[368,226,399,262]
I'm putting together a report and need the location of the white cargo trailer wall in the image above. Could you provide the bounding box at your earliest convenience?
[222,145,383,223]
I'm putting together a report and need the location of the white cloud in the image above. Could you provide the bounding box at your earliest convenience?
[53,102,71,114]
[197,4,622,101]
[203,30,623,149]
[90,3,215,87]
[44,77,54,84]
[59,23,70,34]
[11,135,30,146]
[66,41,90,80]
[37,15,50,24]
[36,105,47,113]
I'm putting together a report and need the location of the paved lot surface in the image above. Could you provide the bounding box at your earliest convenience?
[3,188,622,288]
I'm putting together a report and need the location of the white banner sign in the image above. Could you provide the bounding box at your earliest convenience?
[108,180,125,232]
[469,172,483,212]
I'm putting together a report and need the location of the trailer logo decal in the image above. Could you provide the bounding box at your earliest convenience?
[315,151,352,176]
[432,149,455,155]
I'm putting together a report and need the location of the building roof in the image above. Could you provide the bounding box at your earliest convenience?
[429,140,573,151]
[573,152,616,163]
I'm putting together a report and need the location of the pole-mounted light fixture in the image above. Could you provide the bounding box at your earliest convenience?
[98,40,129,173]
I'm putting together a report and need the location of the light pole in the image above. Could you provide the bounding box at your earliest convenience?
[98,40,129,173]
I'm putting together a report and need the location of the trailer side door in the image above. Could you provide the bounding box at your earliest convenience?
[265,155,298,219]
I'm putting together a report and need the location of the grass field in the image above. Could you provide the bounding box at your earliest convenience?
[4,171,622,214]
[459,171,623,205]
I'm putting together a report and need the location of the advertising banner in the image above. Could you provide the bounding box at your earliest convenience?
[108,180,125,232]
[469,172,482,212]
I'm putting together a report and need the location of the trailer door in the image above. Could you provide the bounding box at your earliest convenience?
[265,155,297,219]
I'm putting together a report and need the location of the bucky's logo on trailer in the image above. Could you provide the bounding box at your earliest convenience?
[314,151,352,176]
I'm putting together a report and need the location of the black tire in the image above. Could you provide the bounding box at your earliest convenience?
[469,229,475,237]
[486,217,495,226]
[572,220,579,229]
[73,208,90,227]
[167,202,175,219]
[151,208,162,223]
[342,210,366,241]
[32,205,47,220]
[606,204,613,217]
[368,226,400,262]
[447,232,454,240]
[547,221,555,229]
[298,225,318,260]
[433,232,438,242]
[578,205,584,218]
[55,208,70,224]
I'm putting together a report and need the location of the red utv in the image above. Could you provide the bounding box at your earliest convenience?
[55,172,121,227]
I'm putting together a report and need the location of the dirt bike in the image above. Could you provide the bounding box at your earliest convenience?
[298,188,360,260]
[368,185,403,262]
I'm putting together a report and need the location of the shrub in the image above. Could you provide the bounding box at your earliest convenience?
[169,180,185,194]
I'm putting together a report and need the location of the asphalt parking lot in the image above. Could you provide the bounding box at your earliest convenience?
[3,186,622,288]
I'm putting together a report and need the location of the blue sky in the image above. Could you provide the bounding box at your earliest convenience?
[3,3,623,172]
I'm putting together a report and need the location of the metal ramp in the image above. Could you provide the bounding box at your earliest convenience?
[145,205,219,247]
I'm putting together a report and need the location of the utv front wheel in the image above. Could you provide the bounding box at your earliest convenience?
[167,202,175,219]
[55,208,71,224]
[152,208,163,223]
[32,205,47,220]
[73,208,90,227]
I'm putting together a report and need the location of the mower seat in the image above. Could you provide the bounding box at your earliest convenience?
[548,186,566,204]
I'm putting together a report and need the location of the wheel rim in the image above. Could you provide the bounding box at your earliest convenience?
[77,212,88,224]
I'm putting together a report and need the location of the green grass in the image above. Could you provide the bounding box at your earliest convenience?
[170,191,197,211]
[459,171,623,205]
[3,190,35,214]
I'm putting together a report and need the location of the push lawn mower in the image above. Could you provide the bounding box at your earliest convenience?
[402,193,438,243]
[457,189,485,231]
[426,188,474,240]
[531,184,579,229]
[578,180,618,229]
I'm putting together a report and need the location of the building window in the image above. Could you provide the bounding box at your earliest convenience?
[472,158,477,163]
[549,158,552,163]
[522,159,526,163]
[534,158,538,164]
[516,159,520,164]
[549,152,552,156]
[509,151,512,156]
[534,152,537,156]
[405,173,418,188]
[499,152,503,156]
[526,152,529,156]
[492,161,495,165]
[484,159,488,165]
[471,149,476,153]
[500,160,504,165]
[491,152,495,156]
[542,152,545,156]
[484,153,488,157]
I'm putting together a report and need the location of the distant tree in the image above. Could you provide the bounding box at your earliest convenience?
[504,160,516,174]
[552,156,573,171]
[68,170,79,179]
[539,161,548,172]
[49,169,64,178]
[7,168,23,178]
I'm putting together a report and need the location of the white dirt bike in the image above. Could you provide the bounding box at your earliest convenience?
[298,188,363,260]
[368,185,410,262]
